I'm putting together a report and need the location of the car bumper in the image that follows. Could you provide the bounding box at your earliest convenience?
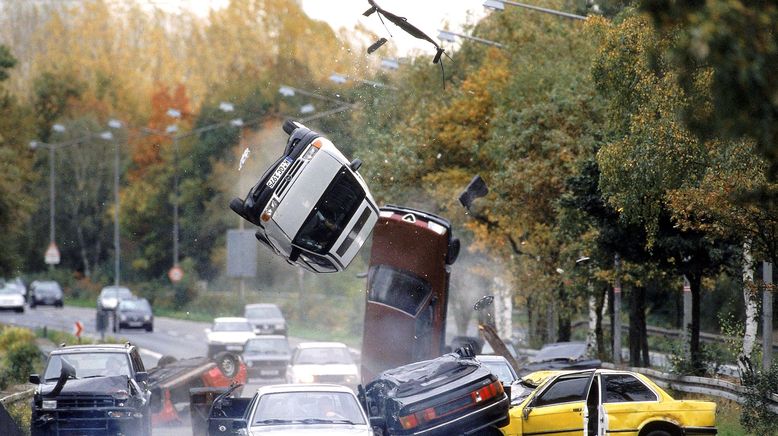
[33,297,62,306]
[245,362,287,378]
[398,395,510,436]
[32,407,146,435]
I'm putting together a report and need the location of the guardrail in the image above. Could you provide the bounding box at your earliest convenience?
[605,364,778,414]
[0,388,34,406]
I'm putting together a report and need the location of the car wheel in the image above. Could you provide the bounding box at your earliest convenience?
[644,431,673,436]
[145,323,153,332]
[15,307,24,313]
[214,352,239,378]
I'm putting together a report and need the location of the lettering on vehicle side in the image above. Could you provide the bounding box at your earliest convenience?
[267,157,293,188]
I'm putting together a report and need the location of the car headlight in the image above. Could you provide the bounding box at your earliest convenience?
[143,315,151,321]
[112,389,129,401]
[42,400,57,410]
[120,315,128,321]
[302,144,319,160]
[275,323,285,330]
[344,375,357,384]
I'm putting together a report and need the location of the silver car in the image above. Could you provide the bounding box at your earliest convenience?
[230,120,378,273]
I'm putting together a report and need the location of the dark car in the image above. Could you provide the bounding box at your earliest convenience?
[115,297,154,332]
[29,344,151,436]
[244,303,287,336]
[518,341,601,376]
[241,335,290,379]
[361,348,510,436]
[361,205,459,384]
[29,280,64,308]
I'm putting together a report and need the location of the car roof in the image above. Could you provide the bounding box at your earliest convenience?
[295,341,348,349]
[214,316,250,323]
[256,383,356,395]
[245,303,279,308]
[475,355,510,363]
[51,344,134,355]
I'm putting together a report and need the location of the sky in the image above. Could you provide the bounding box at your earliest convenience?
[154,0,489,57]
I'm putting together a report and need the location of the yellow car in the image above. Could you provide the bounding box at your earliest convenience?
[501,369,717,436]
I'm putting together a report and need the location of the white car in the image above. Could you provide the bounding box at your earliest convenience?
[215,383,373,435]
[0,282,25,313]
[230,120,379,273]
[287,342,360,390]
[97,285,133,311]
[205,317,256,357]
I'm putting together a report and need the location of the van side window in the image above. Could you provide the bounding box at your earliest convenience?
[602,374,657,403]
[367,265,431,315]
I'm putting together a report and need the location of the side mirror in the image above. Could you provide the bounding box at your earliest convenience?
[29,374,40,384]
[135,371,149,383]
[350,158,363,172]
[522,406,532,420]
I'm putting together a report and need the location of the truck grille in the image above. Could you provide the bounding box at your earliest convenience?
[57,396,115,408]
[274,159,303,197]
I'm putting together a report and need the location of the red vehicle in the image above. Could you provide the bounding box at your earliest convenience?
[360,205,459,384]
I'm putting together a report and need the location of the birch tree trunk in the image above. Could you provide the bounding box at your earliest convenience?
[493,276,512,342]
[739,242,758,374]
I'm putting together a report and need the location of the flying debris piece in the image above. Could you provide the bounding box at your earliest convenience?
[239,148,250,171]
[458,175,489,211]
[367,37,387,54]
[362,0,445,64]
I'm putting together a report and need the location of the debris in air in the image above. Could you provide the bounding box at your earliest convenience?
[239,148,250,171]
[362,0,446,64]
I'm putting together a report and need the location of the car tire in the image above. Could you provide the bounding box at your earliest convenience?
[644,431,673,436]
[15,307,24,313]
[213,352,239,378]
[145,323,153,332]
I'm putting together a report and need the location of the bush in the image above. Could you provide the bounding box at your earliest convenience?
[0,327,41,390]
[740,360,778,434]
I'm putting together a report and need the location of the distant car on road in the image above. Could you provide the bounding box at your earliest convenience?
[519,341,601,376]
[205,317,256,358]
[500,368,717,436]
[115,297,154,332]
[0,281,25,313]
[244,303,287,336]
[230,120,379,273]
[206,383,372,435]
[242,335,291,380]
[287,342,360,390]
[97,285,134,312]
[29,280,64,308]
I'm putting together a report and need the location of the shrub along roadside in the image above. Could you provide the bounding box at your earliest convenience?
[0,326,41,391]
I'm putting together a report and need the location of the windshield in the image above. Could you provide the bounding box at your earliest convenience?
[480,360,517,384]
[293,168,364,254]
[245,337,289,354]
[0,284,20,294]
[368,265,431,316]
[294,347,354,365]
[252,391,365,426]
[531,343,586,363]
[245,306,282,319]
[118,299,150,311]
[101,287,132,298]
[43,352,131,380]
[213,321,253,332]
[35,282,61,293]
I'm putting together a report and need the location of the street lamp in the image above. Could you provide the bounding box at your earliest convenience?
[437,29,505,48]
[98,118,124,286]
[483,0,586,20]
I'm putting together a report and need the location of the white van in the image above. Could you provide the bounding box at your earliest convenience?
[231,120,378,273]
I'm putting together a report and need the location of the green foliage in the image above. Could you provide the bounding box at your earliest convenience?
[0,45,17,82]
[0,326,40,390]
[740,362,778,434]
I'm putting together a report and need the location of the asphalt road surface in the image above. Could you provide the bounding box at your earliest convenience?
[0,304,307,435]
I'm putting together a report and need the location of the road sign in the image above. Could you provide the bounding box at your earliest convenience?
[74,321,83,338]
[168,265,184,283]
[45,242,61,265]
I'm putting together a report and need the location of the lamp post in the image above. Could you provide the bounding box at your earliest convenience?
[438,29,505,48]
[98,118,124,286]
[483,0,586,20]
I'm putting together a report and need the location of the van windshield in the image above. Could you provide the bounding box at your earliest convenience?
[368,265,431,316]
[293,168,364,254]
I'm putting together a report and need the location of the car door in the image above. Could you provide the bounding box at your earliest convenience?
[521,372,594,436]
[598,373,660,435]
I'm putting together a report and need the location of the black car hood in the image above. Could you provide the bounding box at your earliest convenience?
[41,375,129,397]
[366,352,480,398]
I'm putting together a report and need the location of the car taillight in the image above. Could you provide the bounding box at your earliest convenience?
[397,380,503,430]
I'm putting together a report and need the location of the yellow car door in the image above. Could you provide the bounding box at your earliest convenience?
[598,372,663,436]
[521,372,594,436]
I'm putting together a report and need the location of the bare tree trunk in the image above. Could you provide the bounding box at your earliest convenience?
[739,242,758,374]
[493,276,512,342]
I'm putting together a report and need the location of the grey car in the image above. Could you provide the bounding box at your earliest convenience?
[29,280,64,308]
[115,297,153,332]
[244,303,287,336]
[242,335,290,379]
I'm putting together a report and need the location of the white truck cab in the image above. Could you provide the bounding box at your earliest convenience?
[231,120,378,273]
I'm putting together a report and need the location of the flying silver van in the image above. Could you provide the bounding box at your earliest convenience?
[231,120,378,273]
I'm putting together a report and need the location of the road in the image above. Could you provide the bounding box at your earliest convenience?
[0,304,307,435]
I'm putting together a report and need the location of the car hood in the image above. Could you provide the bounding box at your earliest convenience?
[208,331,255,344]
[40,375,129,397]
[249,424,370,435]
[290,364,358,376]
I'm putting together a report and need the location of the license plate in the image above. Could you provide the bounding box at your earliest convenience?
[260,370,279,376]
[226,345,243,351]
[266,157,293,188]
[128,321,142,327]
